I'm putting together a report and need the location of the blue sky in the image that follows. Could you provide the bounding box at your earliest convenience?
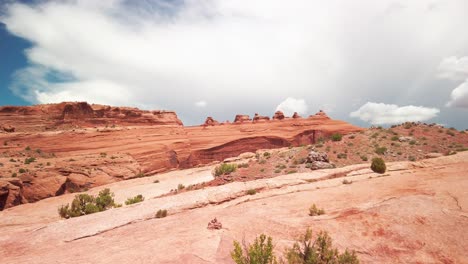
[0,0,467,128]
[0,21,30,106]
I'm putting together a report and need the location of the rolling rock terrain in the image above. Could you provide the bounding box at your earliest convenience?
[0,102,467,263]
[0,102,362,209]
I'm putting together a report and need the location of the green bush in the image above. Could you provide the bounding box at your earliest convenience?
[370,158,386,174]
[24,157,36,164]
[330,133,343,142]
[155,209,168,218]
[263,152,271,157]
[214,163,238,176]
[391,136,399,141]
[58,188,119,219]
[309,204,325,216]
[409,140,416,145]
[284,229,359,264]
[337,153,347,159]
[125,194,144,205]
[374,147,387,155]
[19,168,26,173]
[231,234,277,264]
[231,229,359,264]
[246,189,257,195]
[360,155,368,161]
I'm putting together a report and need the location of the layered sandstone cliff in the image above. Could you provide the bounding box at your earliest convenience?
[0,102,362,209]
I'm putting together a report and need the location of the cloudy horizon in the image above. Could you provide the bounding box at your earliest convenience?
[0,0,467,128]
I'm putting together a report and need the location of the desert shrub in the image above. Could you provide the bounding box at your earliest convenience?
[263,152,271,157]
[177,184,185,190]
[403,123,412,129]
[125,194,144,205]
[231,234,277,264]
[274,169,282,173]
[9,158,15,162]
[409,140,416,145]
[153,179,160,183]
[446,130,455,137]
[25,146,31,151]
[397,151,402,155]
[260,168,265,172]
[337,153,347,159]
[259,159,267,164]
[214,163,238,176]
[287,170,298,174]
[309,204,325,216]
[408,156,416,161]
[284,229,359,264]
[155,209,168,218]
[370,158,386,174]
[11,173,17,177]
[24,157,36,164]
[374,147,387,155]
[18,168,26,173]
[348,135,355,139]
[360,155,368,161]
[391,136,399,141]
[58,188,119,219]
[246,189,257,195]
[330,133,342,142]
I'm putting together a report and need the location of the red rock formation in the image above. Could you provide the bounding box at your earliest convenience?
[203,117,220,126]
[314,110,329,119]
[234,114,251,123]
[272,111,285,120]
[292,112,301,119]
[0,102,363,209]
[253,113,270,123]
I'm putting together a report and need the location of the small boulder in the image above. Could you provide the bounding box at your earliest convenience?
[398,136,414,142]
[203,117,220,126]
[305,150,335,170]
[253,113,270,123]
[207,218,222,230]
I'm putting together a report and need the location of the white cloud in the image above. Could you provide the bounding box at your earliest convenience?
[446,79,468,108]
[437,56,468,81]
[1,0,468,125]
[350,102,440,125]
[195,100,207,107]
[275,97,308,117]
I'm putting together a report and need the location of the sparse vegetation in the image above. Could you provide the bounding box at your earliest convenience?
[360,155,368,161]
[214,163,238,176]
[309,204,325,216]
[155,209,167,218]
[24,157,36,164]
[177,184,185,190]
[58,188,119,219]
[408,156,416,161]
[125,194,144,205]
[246,189,257,195]
[370,157,386,174]
[337,153,347,159]
[231,229,359,264]
[374,147,387,155]
[330,133,343,142]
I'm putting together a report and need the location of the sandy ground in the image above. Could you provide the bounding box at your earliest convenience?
[0,152,467,264]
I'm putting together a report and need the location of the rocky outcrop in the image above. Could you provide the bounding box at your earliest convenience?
[306,150,335,170]
[203,117,220,126]
[207,218,222,230]
[292,112,301,119]
[0,102,183,132]
[253,113,270,123]
[272,111,285,120]
[0,179,26,210]
[0,102,363,209]
[234,115,251,123]
[314,110,329,118]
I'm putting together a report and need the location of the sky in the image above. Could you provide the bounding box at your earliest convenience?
[0,0,467,128]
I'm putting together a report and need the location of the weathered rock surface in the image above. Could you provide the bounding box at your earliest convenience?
[203,117,220,126]
[0,152,466,263]
[0,102,362,209]
[305,150,335,170]
[253,113,270,122]
[233,114,251,123]
[272,110,285,120]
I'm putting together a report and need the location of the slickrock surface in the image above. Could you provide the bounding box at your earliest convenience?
[0,102,362,209]
[0,152,466,263]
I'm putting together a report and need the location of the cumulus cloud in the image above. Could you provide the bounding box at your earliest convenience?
[446,80,468,108]
[1,0,468,125]
[275,97,308,117]
[195,100,207,107]
[350,102,440,125]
